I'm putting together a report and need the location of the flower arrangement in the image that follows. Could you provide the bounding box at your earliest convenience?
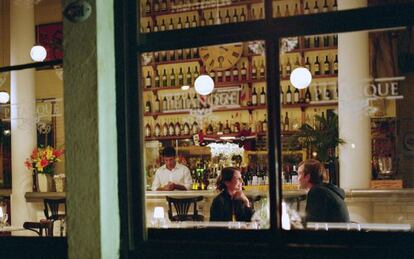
[24,146,64,175]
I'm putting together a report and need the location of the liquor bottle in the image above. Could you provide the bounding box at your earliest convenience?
[209,70,216,82]
[168,120,175,136]
[170,68,176,86]
[240,8,246,22]
[185,93,192,109]
[232,9,238,23]
[284,4,290,17]
[169,95,175,110]
[154,51,159,62]
[193,66,200,82]
[160,50,167,61]
[224,10,231,23]
[323,56,330,75]
[225,69,231,82]
[177,48,183,59]
[208,12,214,25]
[285,58,291,77]
[323,0,328,12]
[293,3,299,15]
[145,71,152,88]
[168,18,174,30]
[160,19,166,31]
[332,0,338,11]
[314,56,320,76]
[153,0,160,12]
[315,85,321,101]
[275,5,281,17]
[305,57,311,71]
[232,66,239,81]
[313,0,319,14]
[162,69,168,87]
[305,87,311,103]
[260,87,266,105]
[169,49,175,61]
[304,36,311,48]
[146,21,152,33]
[191,15,197,27]
[216,11,222,25]
[324,86,331,100]
[333,54,338,74]
[200,12,206,27]
[251,61,257,80]
[162,96,168,111]
[160,0,167,11]
[184,16,190,28]
[154,69,160,88]
[217,70,223,83]
[162,120,169,136]
[177,17,183,29]
[186,67,192,85]
[183,121,190,135]
[155,95,161,112]
[176,95,183,109]
[193,93,199,109]
[241,62,247,81]
[192,48,199,58]
[145,123,151,137]
[262,114,268,132]
[259,61,265,79]
[293,87,300,103]
[145,100,152,113]
[286,85,292,104]
[178,68,184,85]
[314,35,320,48]
[291,165,298,185]
[192,120,199,134]
[223,120,231,134]
[280,88,285,104]
[284,112,290,131]
[145,0,151,14]
[154,122,161,137]
[251,87,258,106]
[175,120,181,136]
[304,1,310,14]
[184,48,191,59]
[323,35,329,47]
[293,56,300,70]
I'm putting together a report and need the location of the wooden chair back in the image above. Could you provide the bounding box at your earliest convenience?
[166,196,204,221]
[23,220,53,237]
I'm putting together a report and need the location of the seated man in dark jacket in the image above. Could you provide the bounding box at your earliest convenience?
[298,159,350,223]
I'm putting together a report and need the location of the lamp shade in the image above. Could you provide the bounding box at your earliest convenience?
[194,75,214,96]
[0,91,10,104]
[290,67,312,89]
[30,45,47,62]
[153,207,165,219]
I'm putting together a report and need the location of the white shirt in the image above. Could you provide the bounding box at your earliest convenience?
[151,163,192,191]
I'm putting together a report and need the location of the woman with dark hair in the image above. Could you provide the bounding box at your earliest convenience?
[210,167,254,222]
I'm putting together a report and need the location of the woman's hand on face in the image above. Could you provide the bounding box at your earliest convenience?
[233,191,251,208]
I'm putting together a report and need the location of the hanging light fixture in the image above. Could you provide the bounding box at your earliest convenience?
[30,25,47,62]
[194,75,214,96]
[0,91,10,104]
[290,67,312,89]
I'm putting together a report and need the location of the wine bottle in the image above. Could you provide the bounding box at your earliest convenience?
[154,69,160,88]
[177,95,183,109]
[209,70,216,82]
[162,120,169,136]
[259,61,265,79]
[286,85,292,104]
[146,21,152,33]
[314,56,320,76]
[193,66,200,82]
[260,87,266,105]
[304,1,310,14]
[206,121,214,135]
[322,0,329,12]
[169,49,175,61]
[183,121,190,135]
[285,58,291,77]
[305,57,311,71]
[284,4,290,17]
[217,70,223,83]
[293,3,299,15]
[304,36,310,48]
[154,122,161,137]
[251,61,257,80]
[323,55,331,75]
[169,95,175,110]
[155,95,160,112]
[232,66,239,81]
[153,0,160,12]
[251,87,258,106]
[170,68,176,86]
[223,120,231,134]
[208,12,214,25]
[184,16,190,28]
[225,69,231,82]
[162,96,168,111]
[168,18,174,30]
[185,93,192,109]
[275,5,281,17]
[333,0,338,11]
[178,68,184,85]
[323,35,329,47]
[154,51,159,62]
[241,62,247,81]
[175,120,181,136]
[177,48,183,59]
[160,0,167,11]
[305,87,311,103]
[193,94,199,109]
[225,10,231,23]
[184,48,191,59]
[145,123,152,137]
[313,0,319,14]
[314,35,320,48]
[200,12,206,26]
[333,34,338,46]
[145,71,152,88]
[293,87,300,104]
[293,56,300,70]
[177,17,183,29]
[280,88,285,104]
[216,11,222,25]
[160,19,166,31]
[162,69,168,87]
[186,67,192,85]
[192,48,199,58]
[284,112,290,131]
[315,85,321,101]
[192,120,199,134]
[324,86,331,100]
[145,100,152,113]
[333,54,338,74]
[160,50,167,61]
[232,9,238,23]
[262,114,268,132]
[191,15,197,28]
[145,0,151,14]
[168,120,175,136]
[240,8,246,22]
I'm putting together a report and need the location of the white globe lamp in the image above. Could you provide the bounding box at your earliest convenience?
[290,67,312,89]
[0,91,10,104]
[194,75,214,96]
[30,45,47,62]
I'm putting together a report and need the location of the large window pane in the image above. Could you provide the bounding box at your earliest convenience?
[279,27,414,232]
[141,41,269,229]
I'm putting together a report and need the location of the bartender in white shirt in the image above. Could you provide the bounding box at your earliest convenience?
[151,146,192,191]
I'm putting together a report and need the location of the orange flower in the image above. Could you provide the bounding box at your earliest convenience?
[24,146,65,174]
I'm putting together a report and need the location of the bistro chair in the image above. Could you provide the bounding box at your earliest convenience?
[44,198,66,236]
[23,220,53,237]
[166,196,204,222]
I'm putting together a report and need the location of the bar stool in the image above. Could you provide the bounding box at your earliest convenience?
[23,219,53,237]
[44,198,66,236]
[166,196,204,221]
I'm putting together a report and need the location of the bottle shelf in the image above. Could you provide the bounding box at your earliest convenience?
[144,104,267,117]
[300,46,338,52]
[144,58,202,67]
[145,131,266,141]
[281,100,338,109]
[280,74,337,81]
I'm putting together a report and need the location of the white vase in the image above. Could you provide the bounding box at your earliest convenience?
[37,173,52,192]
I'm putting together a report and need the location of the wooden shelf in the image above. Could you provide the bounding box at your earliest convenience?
[145,131,266,141]
[148,58,202,66]
[281,101,337,109]
[301,46,338,52]
[281,74,337,81]
[144,105,267,117]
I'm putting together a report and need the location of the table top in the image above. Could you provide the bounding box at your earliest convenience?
[150,221,260,229]
[0,225,25,232]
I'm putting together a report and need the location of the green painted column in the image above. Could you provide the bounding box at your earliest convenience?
[63,0,119,258]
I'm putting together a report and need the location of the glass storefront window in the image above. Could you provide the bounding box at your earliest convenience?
[279,27,414,232]
[141,41,270,229]
[139,0,265,33]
